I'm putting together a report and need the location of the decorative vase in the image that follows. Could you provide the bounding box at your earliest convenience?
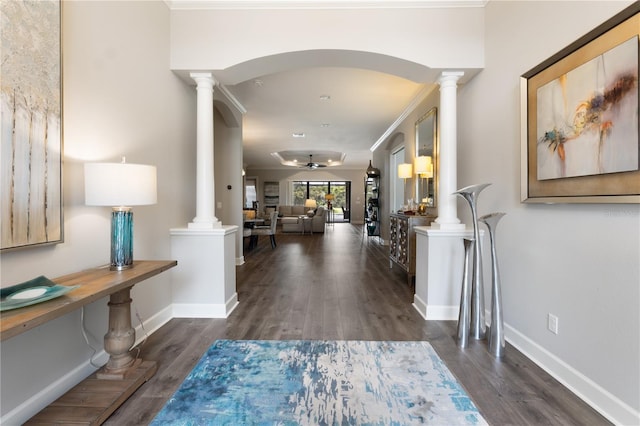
[457,238,474,348]
[479,212,506,358]
[453,183,491,340]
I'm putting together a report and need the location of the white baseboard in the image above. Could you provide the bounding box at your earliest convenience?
[133,305,173,343]
[413,295,458,320]
[413,294,428,319]
[505,324,639,426]
[236,256,245,265]
[172,293,239,318]
[425,305,458,320]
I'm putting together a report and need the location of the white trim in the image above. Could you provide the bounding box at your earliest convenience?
[217,84,247,114]
[133,305,174,341]
[413,294,428,319]
[505,324,640,426]
[172,294,239,318]
[412,295,458,320]
[371,85,433,152]
[165,0,488,11]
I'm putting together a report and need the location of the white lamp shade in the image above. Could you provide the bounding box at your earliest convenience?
[85,162,157,206]
[398,163,413,179]
[304,199,317,208]
[414,156,432,175]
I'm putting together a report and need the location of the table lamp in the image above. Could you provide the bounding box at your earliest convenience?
[398,163,412,179]
[84,158,157,271]
[414,155,433,178]
[304,198,317,216]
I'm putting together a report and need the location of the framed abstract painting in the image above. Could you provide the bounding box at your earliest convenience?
[1,0,63,250]
[521,2,639,203]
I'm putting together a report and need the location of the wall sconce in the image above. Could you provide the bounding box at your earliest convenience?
[84,158,157,271]
[398,163,413,179]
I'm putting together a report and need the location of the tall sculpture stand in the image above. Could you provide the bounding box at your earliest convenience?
[457,238,474,348]
[480,212,506,358]
[454,183,491,340]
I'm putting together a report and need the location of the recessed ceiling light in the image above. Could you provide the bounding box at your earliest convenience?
[254,79,263,87]
[293,159,298,163]
[328,159,333,163]
[319,95,331,101]
[292,132,305,138]
[320,123,330,127]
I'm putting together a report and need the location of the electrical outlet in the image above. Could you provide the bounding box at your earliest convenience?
[547,313,559,334]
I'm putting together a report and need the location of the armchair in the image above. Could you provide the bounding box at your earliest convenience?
[310,206,327,233]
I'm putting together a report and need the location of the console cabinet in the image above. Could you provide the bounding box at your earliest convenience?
[389,214,434,285]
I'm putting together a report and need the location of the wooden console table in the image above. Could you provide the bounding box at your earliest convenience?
[1,260,177,425]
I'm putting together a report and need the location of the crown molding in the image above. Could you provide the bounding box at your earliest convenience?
[165,0,488,10]
[370,84,434,152]
[217,84,247,114]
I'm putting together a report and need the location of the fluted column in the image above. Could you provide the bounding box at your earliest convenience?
[189,72,220,229]
[433,71,465,230]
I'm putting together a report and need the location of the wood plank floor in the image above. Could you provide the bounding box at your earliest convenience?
[104,223,610,425]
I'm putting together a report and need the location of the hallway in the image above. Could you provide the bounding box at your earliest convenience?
[105,223,610,425]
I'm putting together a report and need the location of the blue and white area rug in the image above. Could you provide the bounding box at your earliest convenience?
[151,340,488,425]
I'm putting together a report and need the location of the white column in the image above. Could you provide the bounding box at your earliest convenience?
[189,72,220,229]
[433,71,465,230]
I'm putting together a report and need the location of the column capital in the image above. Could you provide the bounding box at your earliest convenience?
[438,71,465,87]
[189,72,218,88]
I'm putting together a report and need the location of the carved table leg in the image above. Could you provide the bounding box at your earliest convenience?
[97,288,144,379]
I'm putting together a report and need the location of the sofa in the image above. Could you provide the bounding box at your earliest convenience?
[278,205,327,233]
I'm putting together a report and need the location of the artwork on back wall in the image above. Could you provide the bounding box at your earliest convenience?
[521,2,640,203]
[264,182,279,206]
[1,0,63,250]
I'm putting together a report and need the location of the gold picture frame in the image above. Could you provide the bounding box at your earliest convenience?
[1,0,63,250]
[520,3,639,204]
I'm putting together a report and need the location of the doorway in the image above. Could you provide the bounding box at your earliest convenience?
[291,181,351,223]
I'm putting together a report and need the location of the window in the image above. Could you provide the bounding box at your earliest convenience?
[244,177,257,208]
[290,181,351,221]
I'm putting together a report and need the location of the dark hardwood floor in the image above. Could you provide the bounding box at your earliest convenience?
[104,223,610,425]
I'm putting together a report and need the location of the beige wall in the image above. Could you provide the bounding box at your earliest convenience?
[0,1,196,421]
[458,1,638,422]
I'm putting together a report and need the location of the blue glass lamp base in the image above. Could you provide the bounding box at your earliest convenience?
[111,208,134,271]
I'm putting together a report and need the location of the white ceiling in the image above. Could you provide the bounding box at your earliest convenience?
[170,0,487,171]
[230,67,429,170]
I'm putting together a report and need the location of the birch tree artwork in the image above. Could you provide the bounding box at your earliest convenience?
[1,0,62,250]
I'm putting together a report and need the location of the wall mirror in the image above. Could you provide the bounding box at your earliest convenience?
[415,107,438,207]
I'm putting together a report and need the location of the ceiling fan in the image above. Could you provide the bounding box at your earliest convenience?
[301,155,327,170]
